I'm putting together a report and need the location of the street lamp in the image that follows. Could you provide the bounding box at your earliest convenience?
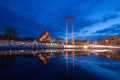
[106,39,109,46]
[84,45,88,49]
[106,39,108,42]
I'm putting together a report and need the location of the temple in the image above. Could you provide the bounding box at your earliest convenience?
[38,31,52,42]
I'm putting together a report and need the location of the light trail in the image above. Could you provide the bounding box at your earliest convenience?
[90,44,120,49]
[0,40,120,49]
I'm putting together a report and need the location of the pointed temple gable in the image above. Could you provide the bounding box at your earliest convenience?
[37,53,51,65]
[38,31,52,42]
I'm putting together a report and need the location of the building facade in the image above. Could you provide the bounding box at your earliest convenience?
[74,40,89,45]
[97,36,120,46]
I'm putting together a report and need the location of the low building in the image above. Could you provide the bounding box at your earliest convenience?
[97,36,120,46]
[74,40,89,45]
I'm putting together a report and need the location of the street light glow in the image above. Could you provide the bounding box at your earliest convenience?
[84,45,88,49]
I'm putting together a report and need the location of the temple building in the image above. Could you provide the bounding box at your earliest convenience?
[97,36,120,46]
[38,31,53,42]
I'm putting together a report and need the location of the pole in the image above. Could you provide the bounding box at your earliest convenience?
[72,19,74,45]
[66,21,68,45]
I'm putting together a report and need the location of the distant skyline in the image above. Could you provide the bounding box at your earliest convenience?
[0,0,120,41]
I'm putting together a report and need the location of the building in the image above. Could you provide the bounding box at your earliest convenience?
[38,31,52,42]
[97,36,120,46]
[74,40,89,45]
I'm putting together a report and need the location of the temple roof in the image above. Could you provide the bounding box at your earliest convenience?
[38,31,52,42]
[37,53,51,65]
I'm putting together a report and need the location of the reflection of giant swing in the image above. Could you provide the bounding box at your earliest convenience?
[66,16,74,45]
[65,51,75,80]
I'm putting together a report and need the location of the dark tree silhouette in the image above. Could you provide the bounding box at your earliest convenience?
[3,27,18,40]
[0,34,2,38]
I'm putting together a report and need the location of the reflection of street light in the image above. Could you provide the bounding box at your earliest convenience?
[107,55,110,58]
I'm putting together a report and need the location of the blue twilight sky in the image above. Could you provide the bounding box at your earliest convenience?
[0,0,120,41]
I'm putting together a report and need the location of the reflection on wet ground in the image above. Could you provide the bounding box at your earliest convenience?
[0,49,120,80]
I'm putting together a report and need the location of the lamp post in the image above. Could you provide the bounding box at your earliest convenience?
[106,39,109,46]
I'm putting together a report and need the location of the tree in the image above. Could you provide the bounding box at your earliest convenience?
[3,27,18,40]
[55,37,62,44]
[0,34,2,38]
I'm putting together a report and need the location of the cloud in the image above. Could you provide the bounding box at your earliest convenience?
[0,0,120,41]
[95,24,120,34]
[75,15,120,40]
